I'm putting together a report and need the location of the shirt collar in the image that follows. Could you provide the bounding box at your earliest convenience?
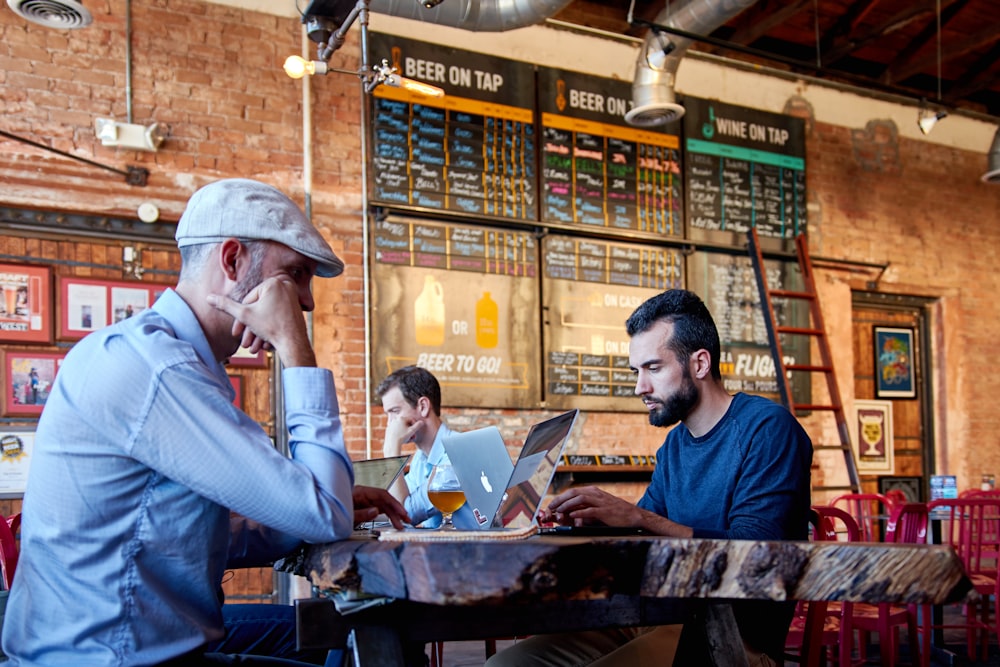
[152,289,228,382]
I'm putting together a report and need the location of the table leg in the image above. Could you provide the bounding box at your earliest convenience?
[674,602,749,667]
[348,626,406,667]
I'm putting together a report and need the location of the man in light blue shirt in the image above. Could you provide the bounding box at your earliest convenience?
[377,366,477,530]
[2,179,406,666]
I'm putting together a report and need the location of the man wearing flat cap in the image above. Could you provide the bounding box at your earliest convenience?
[2,179,407,666]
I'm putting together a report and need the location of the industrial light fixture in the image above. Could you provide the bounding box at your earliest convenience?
[917,107,947,135]
[283,0,445,98]
[94,118,166,152]
[982,127,1000,184]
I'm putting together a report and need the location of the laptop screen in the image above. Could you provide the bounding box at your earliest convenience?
[491,409,579,529]
[353,455,410,489]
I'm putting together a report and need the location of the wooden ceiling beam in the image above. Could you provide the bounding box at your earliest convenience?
[943,41,1000,102]
[723,0,811,46]
[878,0,969,84]
[822,1,937,64]
[887,20,1000,84]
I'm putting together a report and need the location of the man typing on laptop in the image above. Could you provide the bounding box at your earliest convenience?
[487,289,812,667]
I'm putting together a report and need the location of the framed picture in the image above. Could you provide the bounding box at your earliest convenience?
[2,350,65,417]
[878,475,922,503]
[58,277,170,341]
[853,399,894,473]
[227,347,268,368]
[874,326,916,399]
[0,263,52,344]
[228,374,243,410]
[0,427,37,498]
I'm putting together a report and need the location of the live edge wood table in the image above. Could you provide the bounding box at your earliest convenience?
[278,534,973,667]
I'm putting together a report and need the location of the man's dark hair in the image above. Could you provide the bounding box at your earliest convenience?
[375,366,442,416]
[625,289,722,380]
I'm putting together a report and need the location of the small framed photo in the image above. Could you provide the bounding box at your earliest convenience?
[228,374,243,409]
[2,350,65,417]
[227,347,268,368]
[58,277,170,341]
[878,475,922,503]
[874,326,916,399]
[0,427,37,498]
[0,263,52,344]
[853,399,894,473]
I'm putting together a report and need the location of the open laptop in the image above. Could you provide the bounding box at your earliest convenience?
[353,454,410,489]
[445,409,579,531]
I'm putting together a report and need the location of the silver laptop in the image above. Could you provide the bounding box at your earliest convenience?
[353,454,410,489]
[445,409,580,530]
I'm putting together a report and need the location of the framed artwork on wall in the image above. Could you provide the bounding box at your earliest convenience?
[0,263,52,344]
[0,427,37,498]
[58,277,170,341]
[874,326,916,399]
[853,399,894,474]
[878,475,922,503]
[2,350,65,417]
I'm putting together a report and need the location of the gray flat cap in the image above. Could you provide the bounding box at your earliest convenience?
[175,178,344,277]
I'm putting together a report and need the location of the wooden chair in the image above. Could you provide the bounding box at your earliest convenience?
[926,497,1000,662]
[843,502,928,667]
[785,505,859,666]
[829,493,894,542]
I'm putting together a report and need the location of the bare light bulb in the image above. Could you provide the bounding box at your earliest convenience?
[283,55,328,79]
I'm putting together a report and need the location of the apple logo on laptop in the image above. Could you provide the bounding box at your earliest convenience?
[480,470,493,493]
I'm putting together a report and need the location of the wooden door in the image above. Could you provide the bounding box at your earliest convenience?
[851,295,931,499]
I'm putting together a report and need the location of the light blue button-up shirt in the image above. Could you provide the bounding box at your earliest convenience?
[2,289,355,666]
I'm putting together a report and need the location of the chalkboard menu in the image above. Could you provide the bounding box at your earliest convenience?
[683,97,806,247]
[542,234,683,412]
[538,68,683,234]
[687,252,810,405]
[372,216,540,408]
[369,33,537,220]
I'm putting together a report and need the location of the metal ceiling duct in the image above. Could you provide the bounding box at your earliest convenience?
[982,127,1000,184]
[369,0,575,32]
[6,0,92,29]
[625,0,758,127]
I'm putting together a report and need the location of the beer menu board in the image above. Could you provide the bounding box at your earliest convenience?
[538,68,683,235]
[683,97,806,246]
[369,33,537,220]
[542,234,683,412]
[687,252,810,405]
[371,216,540,408]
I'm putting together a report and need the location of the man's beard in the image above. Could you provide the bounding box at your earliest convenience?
[646,369,699,428]
[229,264,264,303]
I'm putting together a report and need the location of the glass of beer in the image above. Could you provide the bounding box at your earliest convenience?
[427,461,465,529]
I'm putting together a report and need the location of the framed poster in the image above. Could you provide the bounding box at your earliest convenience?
[0,263,52,344]
[0,427,36,498]
[878,475,922,503]
[853,399,894,473]
[58,277,170,341]
[874,326,916,399]
[2,350,64,417]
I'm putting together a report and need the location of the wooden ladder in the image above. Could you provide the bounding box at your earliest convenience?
[746,227,860,495]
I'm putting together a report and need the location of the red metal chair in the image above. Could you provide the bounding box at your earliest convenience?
[883,488,909,509]
[829,493,894,542]
[784,505,859,666]
[926,497,1000,662]
[0,512,21,589]
[843,502,929,667]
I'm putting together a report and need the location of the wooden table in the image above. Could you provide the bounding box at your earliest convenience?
[279,534,973,666]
